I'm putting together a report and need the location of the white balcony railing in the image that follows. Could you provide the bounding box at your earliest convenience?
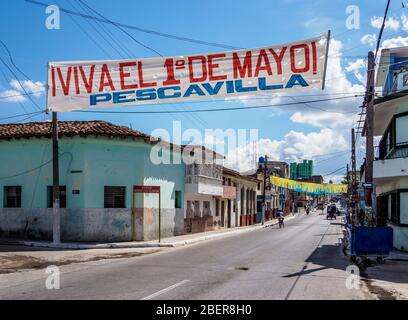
[374,157,408,180]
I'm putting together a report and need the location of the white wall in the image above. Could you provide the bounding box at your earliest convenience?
[391,224,408,251]
[374,158,408,180]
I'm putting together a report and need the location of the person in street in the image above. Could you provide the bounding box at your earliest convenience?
[277,210,285,228]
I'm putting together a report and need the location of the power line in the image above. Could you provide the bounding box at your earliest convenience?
[75,95,363,115]
[74,0,213,131]
[13,111,46,123]
[322,166,347,177]
[0,65,29,114]
[0,56,43,111]
[77,0,162,57]
[0,152,68,181]
[0,89,366,102]
[25,0,241,50]
[55,0,114,59]
[0,89,45,100]
[73,0,134,58]
[0,110,44,121]
[375,0,392,60]
[315,150,350,164]
[0,39,33,80]
[68,0,128,59]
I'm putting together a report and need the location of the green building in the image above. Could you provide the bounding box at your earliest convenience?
[290,160,314,180]
[0,121,185,242]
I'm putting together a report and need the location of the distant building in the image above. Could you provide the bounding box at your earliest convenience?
[222,168,257,227]
[309,175,324,184]
[290,160,314,180]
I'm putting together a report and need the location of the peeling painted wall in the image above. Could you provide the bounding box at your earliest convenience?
[0,207,184,242]
[0,135,185,242]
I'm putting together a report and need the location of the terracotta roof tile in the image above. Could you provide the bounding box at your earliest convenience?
[0,121,151,140]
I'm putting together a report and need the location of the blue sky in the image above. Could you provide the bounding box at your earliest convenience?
[1,0,407,180]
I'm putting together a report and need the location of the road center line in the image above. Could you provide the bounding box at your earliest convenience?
[140,280,190,300]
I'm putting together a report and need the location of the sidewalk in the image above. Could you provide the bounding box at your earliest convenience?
[362,250,408,300]
[0,213,299,250]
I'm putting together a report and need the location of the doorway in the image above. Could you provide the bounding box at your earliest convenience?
[227,200,231,228]
[221,200,225,227]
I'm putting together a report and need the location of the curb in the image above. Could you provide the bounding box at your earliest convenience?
[0,214,299,250]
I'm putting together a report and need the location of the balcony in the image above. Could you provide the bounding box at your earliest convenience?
[185,164,223,196]
[376,142,408,161]
[374,143,408,181]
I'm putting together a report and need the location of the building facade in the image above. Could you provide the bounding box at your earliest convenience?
[222,167,257,227]
[0,121,185,242]
[290,160,313,180]
[183,145,224,233]
[373,47,408,251]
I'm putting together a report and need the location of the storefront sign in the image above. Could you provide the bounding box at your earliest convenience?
[133,186,161,193]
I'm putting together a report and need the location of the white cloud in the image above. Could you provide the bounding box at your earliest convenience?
[9,79,45,97]
[370,16,400,31]
[224,37,366,174]
[203,134,225,147]
[345,58,367,85]
[324,175,344,184]
[0,89,27,102]
[401,14,408,32]
[381,36,408,48]
[225,128,349,172]
[0,79,45,103]
[361,33,377,47]
[290,111,355,129]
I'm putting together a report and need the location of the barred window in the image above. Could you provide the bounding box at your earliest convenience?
[104,186,126,208]
[4,186,21,208]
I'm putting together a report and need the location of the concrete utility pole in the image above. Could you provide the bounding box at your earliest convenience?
[364,51,375,207]
[351,128,357,195]
[346,163,350,197]
[52,112,61,244]
[262,154,268,225]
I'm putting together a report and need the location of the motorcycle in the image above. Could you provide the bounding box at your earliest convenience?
[326,206,337,220]
[278,216,285,228]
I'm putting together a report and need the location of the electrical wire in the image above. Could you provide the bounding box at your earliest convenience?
[25,0,242,50]
[71,0,212,130]
[77,0,162,57]
[322,166,347,177]
[73,0,134,58]
[75,95,363,115]
[375,0,391,60]
[0,39,33,81]
[0,110,44,121]
[68,0,127,59]
[0,56,43,111]
[0,89,45,101]
[0,152,68,181]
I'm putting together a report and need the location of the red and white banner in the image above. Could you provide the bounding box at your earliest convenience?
[47,33,329,112]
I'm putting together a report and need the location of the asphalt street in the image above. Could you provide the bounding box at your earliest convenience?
[0,212,372,299]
